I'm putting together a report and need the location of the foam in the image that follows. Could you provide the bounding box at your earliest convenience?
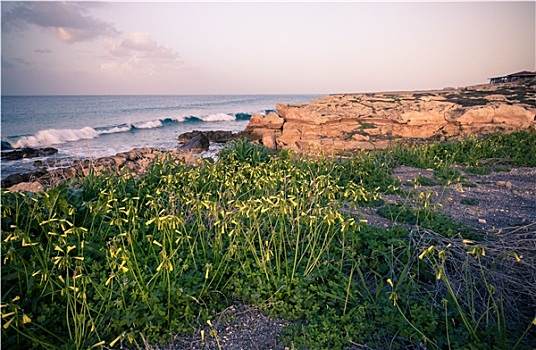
[12,127,99,148]
[199,113,237,122]
[133,120,163,129]
[8,112,252,148]
[98,124,132,134]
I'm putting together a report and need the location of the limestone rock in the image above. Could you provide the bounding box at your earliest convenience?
[243,112,284,147]
[9,181,44,193]
[243,80,536,154]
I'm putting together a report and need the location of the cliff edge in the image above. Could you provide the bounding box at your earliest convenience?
[245,80,536,153]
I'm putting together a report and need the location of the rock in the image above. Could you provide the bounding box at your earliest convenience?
[178,133,210,153]
[497,180,513,189]
[1,146,203,190]
[1,173,24,188]
[242,112,285,148]
[243,81,536,154]
[1,170,48,188]
[63,167,78,178]
[178,130,238,143]
[8,181,44,193]
[1,147,58,160]
[1,141,13,150]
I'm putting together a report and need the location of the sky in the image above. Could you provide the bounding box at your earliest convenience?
[1,1,535,95]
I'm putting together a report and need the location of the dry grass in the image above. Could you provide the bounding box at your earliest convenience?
[410,223,536,328]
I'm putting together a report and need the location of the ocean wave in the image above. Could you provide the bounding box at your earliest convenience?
[97,124,132,134]
[132,120,163,129]
[11,127,99,148]
[6,112,253,148]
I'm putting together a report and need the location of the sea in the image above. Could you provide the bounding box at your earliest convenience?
[1,95,320,179]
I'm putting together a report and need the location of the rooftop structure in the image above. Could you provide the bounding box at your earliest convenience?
[489,71,536,84]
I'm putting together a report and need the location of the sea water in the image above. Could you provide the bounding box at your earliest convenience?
[1,95,319,178]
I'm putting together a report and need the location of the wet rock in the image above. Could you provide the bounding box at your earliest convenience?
[178,133,210,153]
[1,141,13,150]
[1,170,48,188]
[178,130,239,143]
[1,173,24,188]
[1,147,58,160]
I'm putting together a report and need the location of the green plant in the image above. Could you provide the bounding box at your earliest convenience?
[2,131,535,349]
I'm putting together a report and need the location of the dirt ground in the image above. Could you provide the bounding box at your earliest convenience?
[152,166,535,350]
[360,165,536,231]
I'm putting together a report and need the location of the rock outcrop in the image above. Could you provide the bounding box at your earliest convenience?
[245,80,536,153]
[178,130,238,143]
[1,147,200,192]
[1,147,59,160]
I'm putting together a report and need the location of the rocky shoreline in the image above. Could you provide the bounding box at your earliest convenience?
[2,80,535,193]
[1,147,203,192]
[244,80,536,153]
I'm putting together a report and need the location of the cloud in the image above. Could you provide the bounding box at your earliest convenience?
[34,48,52,54]
[2,58,14,69]
[102,32,183,77]
[121,32,158,52]
[2,57,31,69]
[2,2,119,43]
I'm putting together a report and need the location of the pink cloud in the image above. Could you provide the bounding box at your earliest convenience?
[2,2,120,43]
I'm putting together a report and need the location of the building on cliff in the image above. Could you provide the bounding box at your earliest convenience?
[489,71,536,84]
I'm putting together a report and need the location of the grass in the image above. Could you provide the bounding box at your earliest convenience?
[2,132,536,349]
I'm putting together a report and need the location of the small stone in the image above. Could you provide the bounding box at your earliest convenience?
[478,218,487,224]
[9,181,43,193]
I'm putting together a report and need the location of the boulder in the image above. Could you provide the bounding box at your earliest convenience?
[1,141,12,150]
[178,130,239,143]
[1,170,48,188]
[242,112,285,148]
[178,133,210,153]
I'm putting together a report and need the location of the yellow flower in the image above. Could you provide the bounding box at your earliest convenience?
[2,311,15,319]
[3,317,14,329]
[22,314,31,324]
[109,333,122,348]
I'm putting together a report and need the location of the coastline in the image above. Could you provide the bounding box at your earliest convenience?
[2,79,535,192]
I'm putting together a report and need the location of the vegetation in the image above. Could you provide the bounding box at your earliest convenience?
[2,131,536,349]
